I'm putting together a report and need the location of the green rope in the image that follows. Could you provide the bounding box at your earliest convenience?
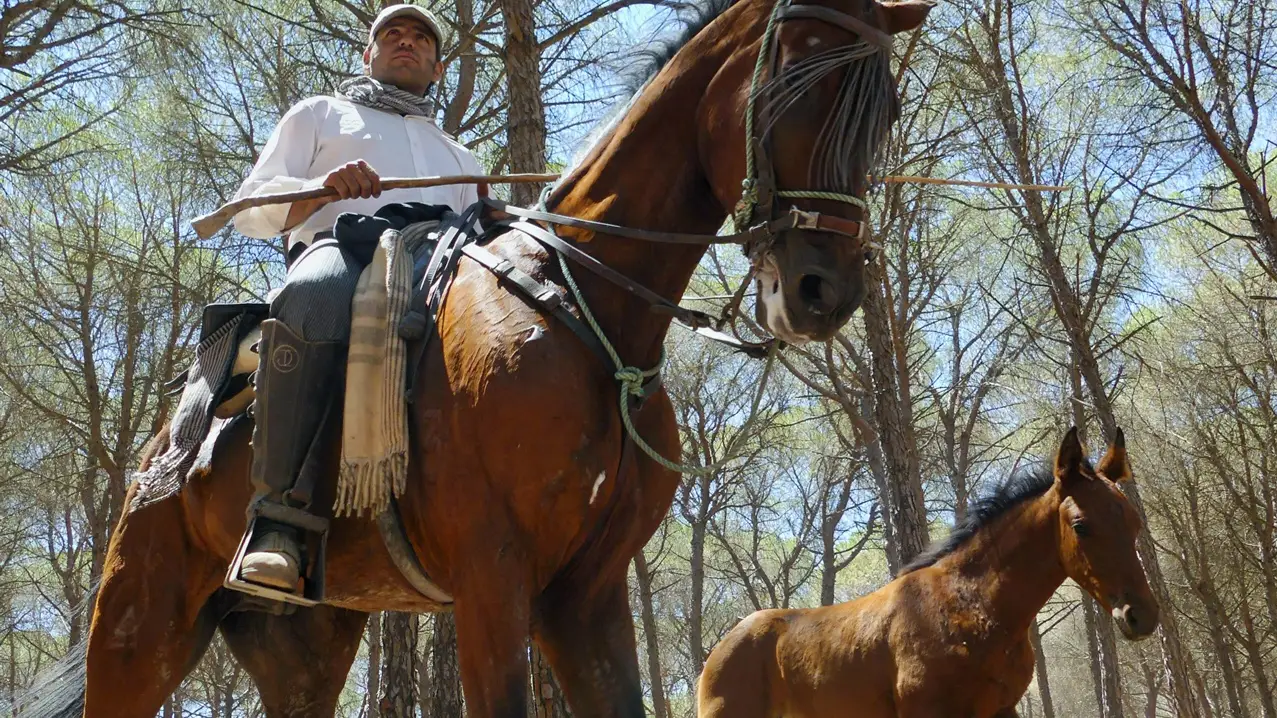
[554,251,778,476]
[779,189,868,209]
[734,0,785,231]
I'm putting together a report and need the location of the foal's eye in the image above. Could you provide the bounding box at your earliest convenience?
[1072,521,1091,538]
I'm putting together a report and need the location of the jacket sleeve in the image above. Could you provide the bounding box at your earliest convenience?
[458,147,485,209]
[231,100,327,238]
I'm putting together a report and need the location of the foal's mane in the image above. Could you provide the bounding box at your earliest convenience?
[897,463,1073,576]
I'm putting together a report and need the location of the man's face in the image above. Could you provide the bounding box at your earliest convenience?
[363,17,443,96]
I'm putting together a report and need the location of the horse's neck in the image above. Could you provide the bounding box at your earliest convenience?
[544,13,749,367]
[946,493,1066,642]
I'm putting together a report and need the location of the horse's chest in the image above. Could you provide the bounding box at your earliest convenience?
[944,638,1035,715]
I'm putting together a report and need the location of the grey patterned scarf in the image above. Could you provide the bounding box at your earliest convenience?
[338,76,437,118]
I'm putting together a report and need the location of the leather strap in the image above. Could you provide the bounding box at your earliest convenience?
[503,220,777,358]
[459,243,615,369]
[485,199,792,246]
[776,5,893,48]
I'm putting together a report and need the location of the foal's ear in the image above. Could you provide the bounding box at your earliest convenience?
[1054,426,1088,480]
[1097,428,1132,483]
[876,0,935,36]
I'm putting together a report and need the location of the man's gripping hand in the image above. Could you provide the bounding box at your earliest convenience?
[323,159,383,200]
[282,159,382,232]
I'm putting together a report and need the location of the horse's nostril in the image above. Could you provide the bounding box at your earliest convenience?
[799,274,836,313]
[1125,607,1141,632]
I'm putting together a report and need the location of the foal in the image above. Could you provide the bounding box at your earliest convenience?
[697,428,1158,718]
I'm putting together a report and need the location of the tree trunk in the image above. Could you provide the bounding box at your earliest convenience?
[634,550,669,718]
[429,613,464,718]
[1096,608,1126,718]
[442,0,478,136]
[529,644,570,717]
[381,611,420,717]
[689,515,708,673]
[1028,618,1056,718]
[368,611,382,717]
[498,0,546,206]
[860,262,928,564]
[1083,590,1107,717]
[860,393,899,574]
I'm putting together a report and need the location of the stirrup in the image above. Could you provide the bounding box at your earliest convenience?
[224,503,330,607]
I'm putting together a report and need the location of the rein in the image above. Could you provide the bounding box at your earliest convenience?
[478,0,897,474]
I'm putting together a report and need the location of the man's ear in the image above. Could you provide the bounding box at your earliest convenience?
[363,45,372,67]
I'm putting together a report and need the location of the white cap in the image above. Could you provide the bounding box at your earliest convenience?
[368,4,446,49]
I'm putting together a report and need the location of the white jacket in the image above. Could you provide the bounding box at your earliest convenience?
[232,95,483,250]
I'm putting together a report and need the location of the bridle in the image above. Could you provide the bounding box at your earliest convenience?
[733,0,894,258]
[479,0,896,354]
[401,0,901,476]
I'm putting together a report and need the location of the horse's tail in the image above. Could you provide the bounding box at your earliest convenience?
[1,639,87,718]
[1,580,100,718]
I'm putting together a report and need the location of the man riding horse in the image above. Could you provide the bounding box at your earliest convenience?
[230,3,484,595]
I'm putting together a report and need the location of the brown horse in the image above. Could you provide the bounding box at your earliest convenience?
[696,427,1158,718]
[67,0,934,716]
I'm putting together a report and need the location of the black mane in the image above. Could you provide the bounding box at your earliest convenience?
[620,0,737,95]
[896,463,1076,576]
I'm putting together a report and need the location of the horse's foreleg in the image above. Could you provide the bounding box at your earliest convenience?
[84,495,226,717]
[452,579,532,718]
[217,604,368,718]
[533,575,646,718]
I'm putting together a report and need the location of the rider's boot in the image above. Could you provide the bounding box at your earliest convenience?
[239,318,342,591]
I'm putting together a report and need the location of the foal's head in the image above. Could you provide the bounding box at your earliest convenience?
[701,0,933,342]
[1052,427,1159,640]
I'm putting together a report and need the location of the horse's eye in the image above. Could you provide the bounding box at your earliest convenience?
[864,248,876,264]
[1072,521,1091,538]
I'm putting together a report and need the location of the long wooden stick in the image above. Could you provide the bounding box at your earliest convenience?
[876,174,1071,191]
[190,173,560,239]
[190,171,1069,239]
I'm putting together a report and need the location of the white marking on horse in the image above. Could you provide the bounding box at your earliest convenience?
[525,325,545,342]
[806,36,822,48]
[756,256,808,345]
[590,471,607,504]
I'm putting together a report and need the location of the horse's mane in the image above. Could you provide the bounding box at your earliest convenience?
[619,0,738,95]
[897,463,1071,576]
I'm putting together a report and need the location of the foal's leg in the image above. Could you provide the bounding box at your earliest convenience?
[84,494,226,717]
[533,575,646,718]
[217,604,368,718]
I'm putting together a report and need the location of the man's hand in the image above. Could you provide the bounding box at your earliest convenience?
[323,159,383,200]
[283,160,382,231]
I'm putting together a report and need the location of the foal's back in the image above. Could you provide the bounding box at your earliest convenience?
[696,580,910,718]
[697,567,1029,718]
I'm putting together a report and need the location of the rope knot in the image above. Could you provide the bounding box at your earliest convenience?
[615,367,646,396]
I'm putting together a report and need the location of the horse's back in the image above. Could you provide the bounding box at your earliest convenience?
[698,609,792,718]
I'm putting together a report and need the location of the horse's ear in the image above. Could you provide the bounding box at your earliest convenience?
[876,0,935,36]
[1054,426,1088,481]
[1097,428,1132,483]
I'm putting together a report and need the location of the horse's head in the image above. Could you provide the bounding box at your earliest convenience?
[701,0,933,343]
[1052,427,1159,640]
